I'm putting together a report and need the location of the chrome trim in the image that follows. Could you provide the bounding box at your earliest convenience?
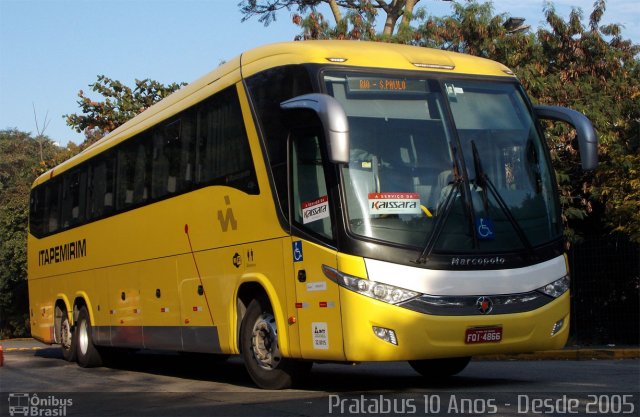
[364,255,567,296]
[398,291,552,316]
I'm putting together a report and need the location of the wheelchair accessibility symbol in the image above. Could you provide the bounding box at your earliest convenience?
[292,241,303,262]
[475,217,495,240]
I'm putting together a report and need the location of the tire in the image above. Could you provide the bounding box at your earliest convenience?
[240,296,311,389]
[409,356,471,378]
[59,309,76,362]
[75,306,103,368]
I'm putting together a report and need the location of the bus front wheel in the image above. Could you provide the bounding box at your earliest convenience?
[75,306,103,368]
[240,296,311,389]
[408,356,471,379]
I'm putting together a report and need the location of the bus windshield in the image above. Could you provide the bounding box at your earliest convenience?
[324,72,561,253]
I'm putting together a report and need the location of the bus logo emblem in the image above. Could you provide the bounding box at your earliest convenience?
[476,297,493,314]
[217,195,237,232]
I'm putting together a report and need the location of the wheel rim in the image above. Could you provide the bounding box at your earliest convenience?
[250,313,281,370]
[78,319,89,355]
[61,319,72,351]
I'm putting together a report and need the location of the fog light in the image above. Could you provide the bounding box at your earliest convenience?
[373,326,398,345]
[551,318,565,336]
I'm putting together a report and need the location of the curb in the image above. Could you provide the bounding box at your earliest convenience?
[477,348,640,361]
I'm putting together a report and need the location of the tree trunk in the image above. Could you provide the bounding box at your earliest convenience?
[327,0,342,24]
[401,0,418,28]
[380,0,406,37]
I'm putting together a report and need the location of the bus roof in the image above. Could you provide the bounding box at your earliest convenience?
[33,41,515,188]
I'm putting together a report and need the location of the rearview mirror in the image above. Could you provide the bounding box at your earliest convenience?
[534,105,598,171]
[280,93,350,164]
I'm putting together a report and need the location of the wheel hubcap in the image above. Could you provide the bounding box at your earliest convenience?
[78,320,89,355]
[61,319,72,351]
[251,313,281,370]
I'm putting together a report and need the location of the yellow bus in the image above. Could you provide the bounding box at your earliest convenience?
[28,41,598,389]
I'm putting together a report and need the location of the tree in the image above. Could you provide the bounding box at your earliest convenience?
[415,0,539,67]
[239,0,422,38]
[65,75,185,145]
[417,0,639,243]
[527,1,640,243]
[0,130,78,337]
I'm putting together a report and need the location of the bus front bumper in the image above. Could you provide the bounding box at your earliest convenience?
[339,288,570,362]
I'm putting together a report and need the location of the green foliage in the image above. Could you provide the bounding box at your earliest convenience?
[64,75,185,145]
[292,6,378,40]
[524,2,640,243]
[0,130,78,338]
[419,1,639,243]
[241,0,420,38]
[239,0,325,26]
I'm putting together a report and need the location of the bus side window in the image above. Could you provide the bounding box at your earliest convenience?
[45,180,61,234]
[61,170,86,228]
[180,111,196,191]
[87,154,115,220]
[133,140,151,203]
[29,187,45,237]
[117,145,136,209]
[245,65,314,216]
[196,86,257,194]
[152,128,169,199]
[89,160,104,219]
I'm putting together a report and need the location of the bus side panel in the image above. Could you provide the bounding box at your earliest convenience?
[27,276,55,344]
[141,257,182,350]
[179,247,229,354]
[108,263,143,348]
[177,253,222,353]
[237,238,292,356]
[186,238,291,356]
[92,268,111,345]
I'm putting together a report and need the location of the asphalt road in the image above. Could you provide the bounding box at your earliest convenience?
[1,339,638,416]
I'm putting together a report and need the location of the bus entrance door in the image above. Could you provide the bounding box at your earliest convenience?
[291,239,345,361]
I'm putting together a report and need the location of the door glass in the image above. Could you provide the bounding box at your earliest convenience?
[291,131,333,240]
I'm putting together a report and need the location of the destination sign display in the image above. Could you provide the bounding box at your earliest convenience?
[347,77,427,94]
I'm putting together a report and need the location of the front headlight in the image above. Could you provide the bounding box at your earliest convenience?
[322,265,419,304]
[538,275,570,298]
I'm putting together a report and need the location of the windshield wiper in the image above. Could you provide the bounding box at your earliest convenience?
[415,147,464,264]
[471,140,535,257]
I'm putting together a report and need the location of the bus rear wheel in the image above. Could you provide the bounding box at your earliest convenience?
[408,356,471,379]
[59,309,76,362]
[240,296,311,389]
[75,306,103,368]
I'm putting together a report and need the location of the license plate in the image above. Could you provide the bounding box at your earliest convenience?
[465,326,503,344]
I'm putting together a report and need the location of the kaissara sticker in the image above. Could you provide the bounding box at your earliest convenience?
[368,192,421,215]
[312,322,329,350]
[302,196,329,224]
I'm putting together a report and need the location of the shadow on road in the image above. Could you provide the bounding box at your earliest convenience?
[33,346,529,392]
